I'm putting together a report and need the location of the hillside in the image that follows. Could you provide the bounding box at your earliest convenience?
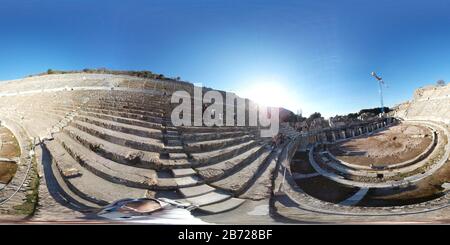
[392,84,450,123]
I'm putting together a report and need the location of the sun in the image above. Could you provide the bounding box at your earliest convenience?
[238,79,299,112]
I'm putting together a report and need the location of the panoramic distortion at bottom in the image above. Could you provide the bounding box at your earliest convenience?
[1,0,450,227]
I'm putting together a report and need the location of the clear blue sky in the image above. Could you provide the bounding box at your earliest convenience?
[1,0,450,117]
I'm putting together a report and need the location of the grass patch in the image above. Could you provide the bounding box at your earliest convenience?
[10,157,39,216]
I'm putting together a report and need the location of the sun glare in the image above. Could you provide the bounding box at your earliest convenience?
[239,80,299,112]
[234,82,300,112]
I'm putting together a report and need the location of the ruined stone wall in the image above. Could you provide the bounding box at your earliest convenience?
[393,84,450,123]
[295,117,395,151]
[0,73,193,95]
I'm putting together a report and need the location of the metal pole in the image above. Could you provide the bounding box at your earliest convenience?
[371,72,385,116]
[379,80,384,114]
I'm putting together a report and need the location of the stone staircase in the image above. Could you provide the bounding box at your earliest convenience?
[0,74,291,218]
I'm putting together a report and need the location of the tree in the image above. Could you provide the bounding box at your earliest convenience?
[309,112,321,120]
[286,111,297,122]
[47,69,54,74]
[347,113,358,119]
[437,79,446,86]
[359,107,390,115]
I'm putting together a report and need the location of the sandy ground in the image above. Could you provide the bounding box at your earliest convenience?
[0,126,20,184]
[358,124,450,206]
[331,124,432,166]
[0,162,17,184]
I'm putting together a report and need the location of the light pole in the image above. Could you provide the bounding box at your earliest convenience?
[371,72,385,115]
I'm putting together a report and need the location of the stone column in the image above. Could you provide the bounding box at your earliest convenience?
[321,132,327,143]
[351,129,356,137]
[331,131,336,142]
[340,130,346,139]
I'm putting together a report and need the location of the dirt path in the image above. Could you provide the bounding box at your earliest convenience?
[331,124,432,166]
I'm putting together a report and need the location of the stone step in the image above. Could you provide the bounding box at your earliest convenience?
[196,144,268,181]
[191,140,260,166]
[70,120,164,152]
[94,94,163,104]
[180,126,259,134]
[119,103,166,114]
[165,130,179,136]
[46,140,147,206]
[182,130,256,142]
[82,107,163,124]
[45,108,77,118]
[55,133,160,189]
[164,134,180,141]
[167,139,183,146]
[210,147,272,195]
[74,114,162,139]
[17,118,58,136]
[185,190,231,206]
[85,103,164,118]
[21,109,66,122]
[50,105,78,112]
[184,135,255,153]
[97,97,164,108]
[159,158,192,169]
[77,110,162,130]
[165,126,179,132]
[164,145,184,153]
[179,184,215,198]
[168,153,188,160]
[198,197,246,214]
[239,147,283,200]
[92,100,166,113]
[57,132,202,190]
[172,175,203,187]
[171,168,197,177]
[63,125,163,169]
[40,144,101,210]
[99,104,166,115]
[5,114,55,138]
[14,110,63,126]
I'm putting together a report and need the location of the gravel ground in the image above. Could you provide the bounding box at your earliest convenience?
[331,124,432,166]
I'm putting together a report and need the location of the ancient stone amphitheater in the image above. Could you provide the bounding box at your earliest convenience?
[0,73,449,223]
